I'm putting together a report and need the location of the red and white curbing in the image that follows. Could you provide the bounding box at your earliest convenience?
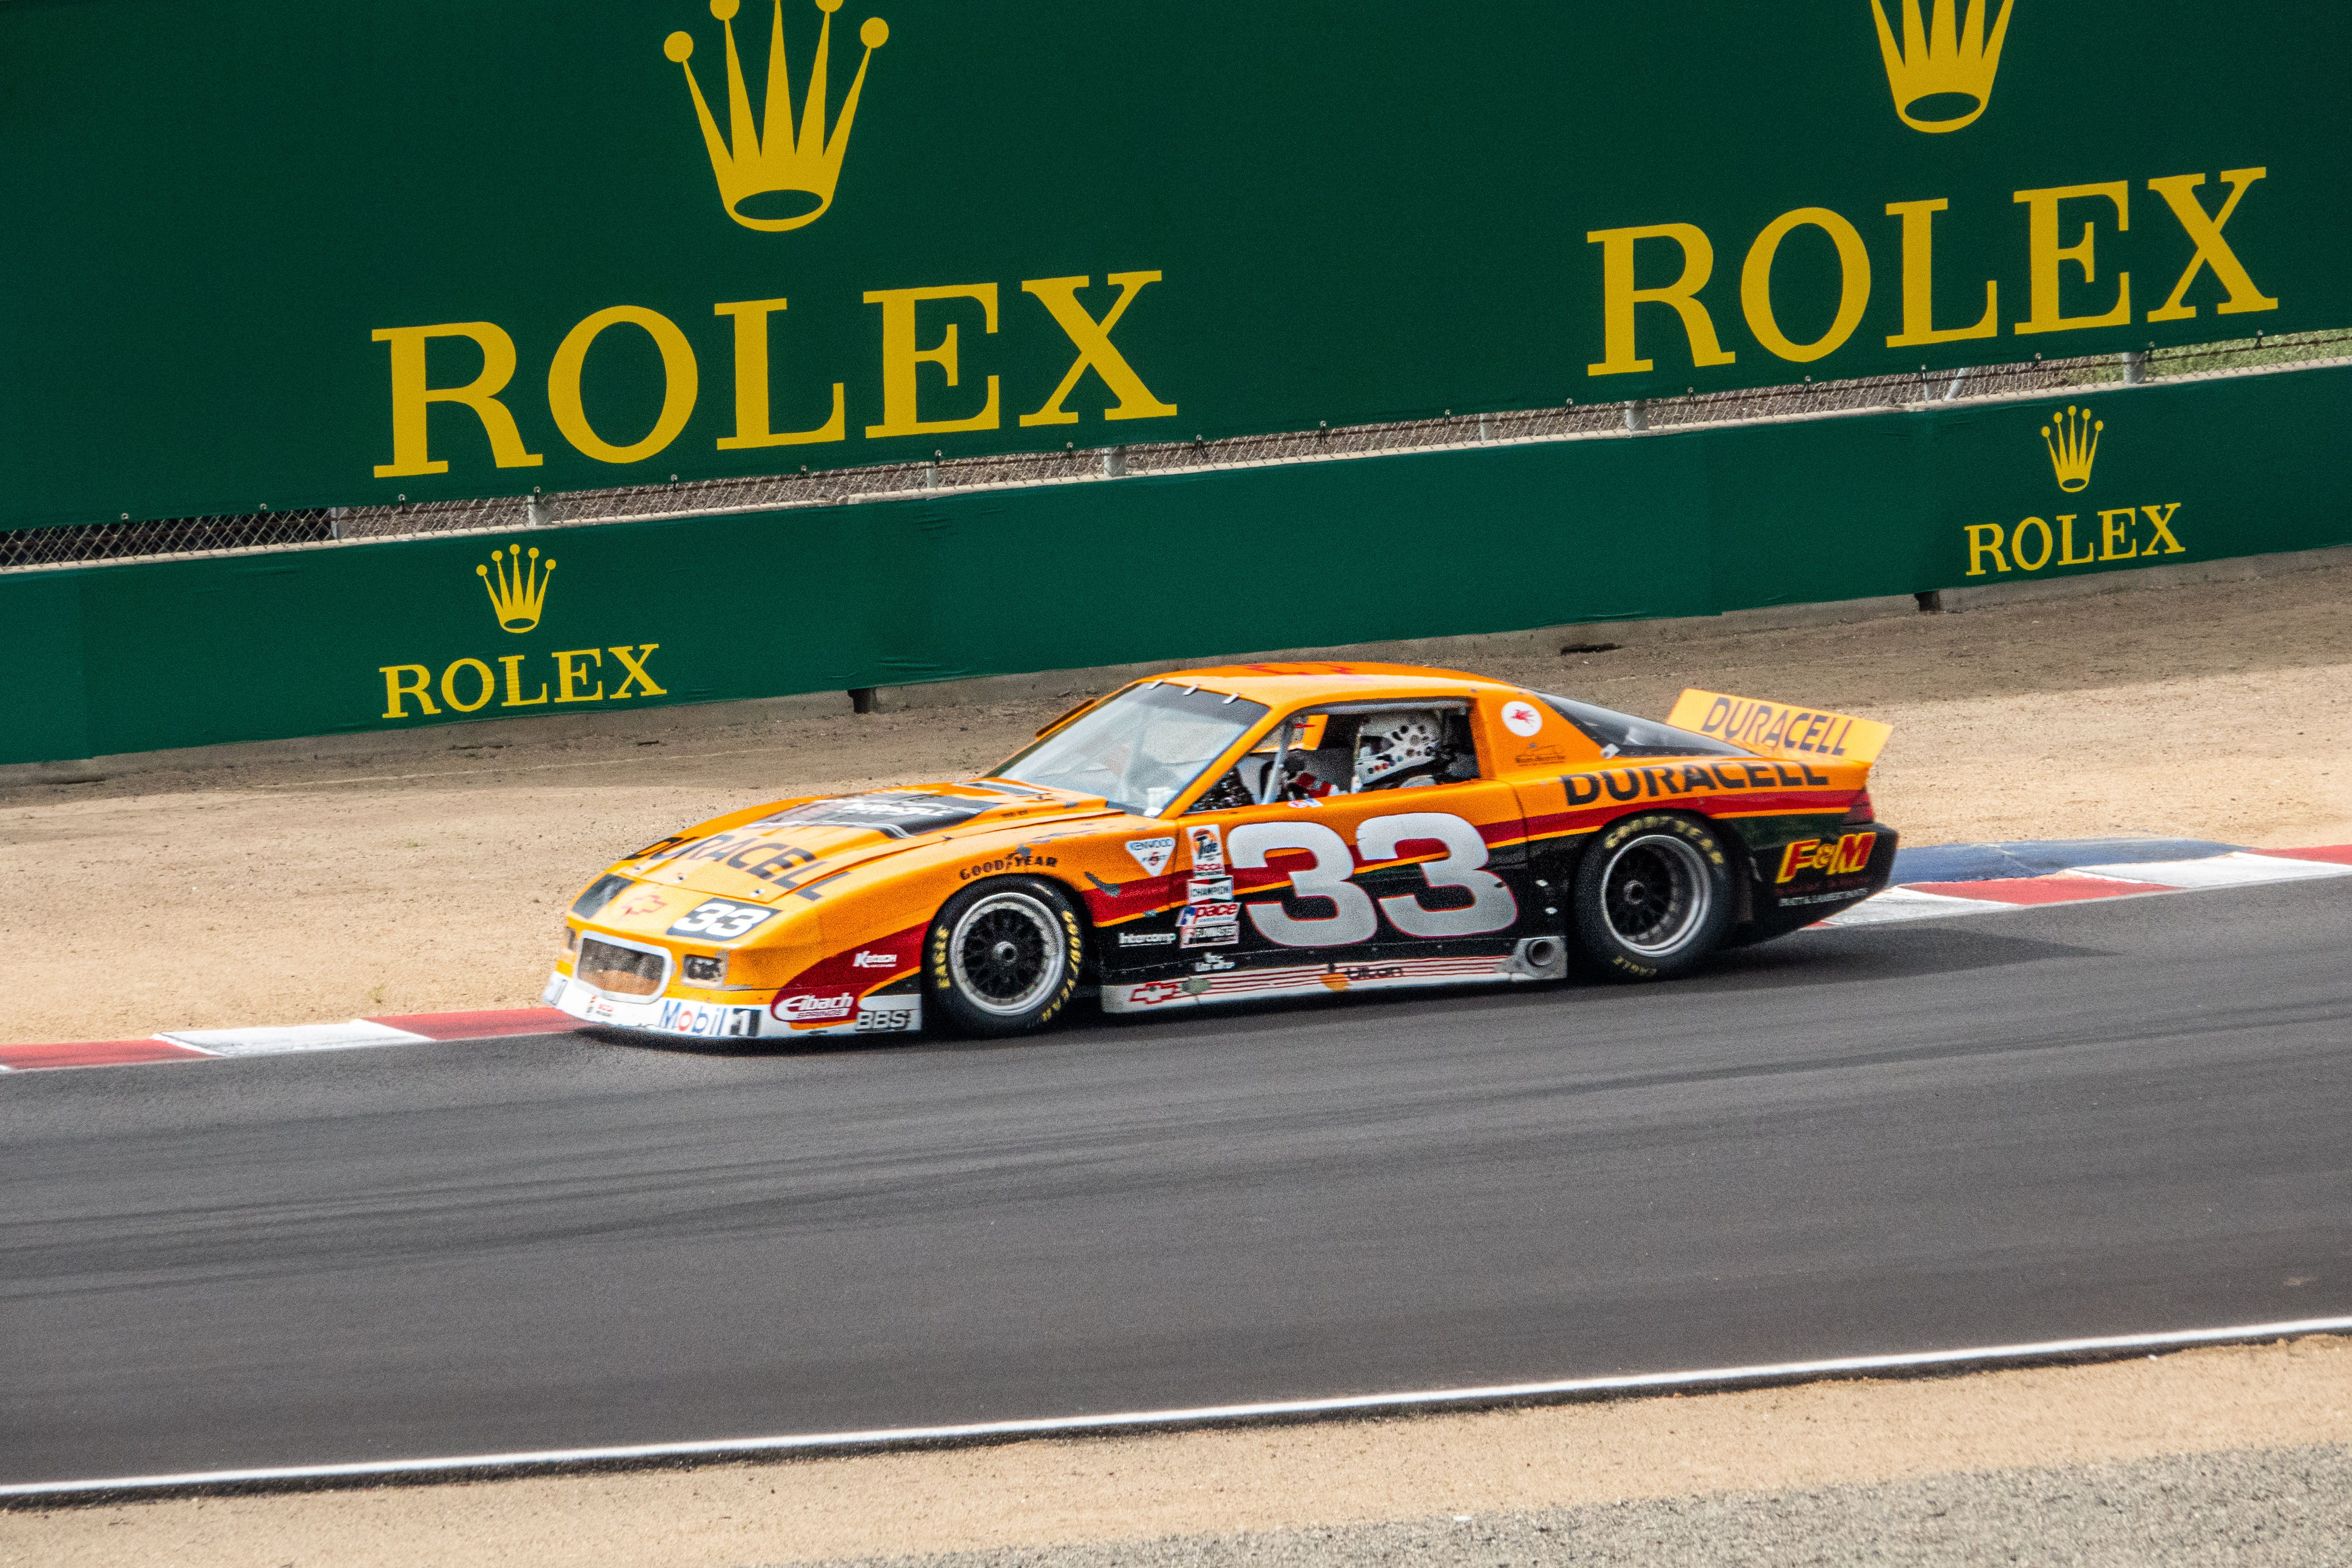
[0,1010,579,1074]
[1815,845,2352,927]
[5,845,2347,1074]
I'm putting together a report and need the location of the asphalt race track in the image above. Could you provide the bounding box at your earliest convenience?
[6,880,2350,1488]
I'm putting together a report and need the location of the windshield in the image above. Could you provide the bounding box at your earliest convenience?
[991,683,1270,816]
[1538,693,1749,758]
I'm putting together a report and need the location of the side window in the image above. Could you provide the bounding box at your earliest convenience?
[1186,704,1480,811]
[1537,693,1749,758]
[1344,706,1480,792]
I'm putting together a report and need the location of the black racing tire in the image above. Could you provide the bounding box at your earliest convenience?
[924,876,1085,1037]
[1570,812,1736,982]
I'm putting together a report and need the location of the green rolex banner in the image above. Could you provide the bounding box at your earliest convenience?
[5,363,2347,767]
[0,0,2343,528]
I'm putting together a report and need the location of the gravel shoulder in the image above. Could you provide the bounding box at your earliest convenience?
[6,1337,2347,1567]
[2,561,2347,1046]
[810,1442,2352,1568]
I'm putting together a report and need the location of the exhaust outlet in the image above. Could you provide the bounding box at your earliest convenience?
[1509,935,1567,979]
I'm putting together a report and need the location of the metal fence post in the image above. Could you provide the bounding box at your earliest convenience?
[1624,400,1648,432]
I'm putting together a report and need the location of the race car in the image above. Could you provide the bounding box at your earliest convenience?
[544,663,1898,1040]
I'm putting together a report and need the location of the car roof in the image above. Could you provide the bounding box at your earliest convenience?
[1145,661,1522,707]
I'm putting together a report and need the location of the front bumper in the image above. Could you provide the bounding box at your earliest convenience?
[543,970,921,1039]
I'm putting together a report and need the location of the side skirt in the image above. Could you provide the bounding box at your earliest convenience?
[1103,939,1566,1014]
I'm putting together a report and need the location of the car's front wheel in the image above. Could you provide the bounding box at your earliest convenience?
[1570,812,1735,981]
[925,877,1085,1036]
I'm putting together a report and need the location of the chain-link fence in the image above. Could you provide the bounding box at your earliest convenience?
[7,329,2345,574]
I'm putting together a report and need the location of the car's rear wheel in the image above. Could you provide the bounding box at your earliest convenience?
[926,877,1084,1036]
[1571,812,1735,981]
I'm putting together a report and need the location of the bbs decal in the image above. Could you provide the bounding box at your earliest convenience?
[1226,812,1517,948]
[667,899,776,939]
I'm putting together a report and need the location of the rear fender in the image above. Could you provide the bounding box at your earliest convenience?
[1537,806,1758,932]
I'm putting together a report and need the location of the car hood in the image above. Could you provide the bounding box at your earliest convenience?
[621,781,1119,903]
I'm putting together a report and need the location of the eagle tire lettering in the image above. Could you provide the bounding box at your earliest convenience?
[1568,811,1735,984]
[923,874,1087,1038]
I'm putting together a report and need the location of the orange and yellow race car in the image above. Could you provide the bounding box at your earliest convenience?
[544,663,1897,1040]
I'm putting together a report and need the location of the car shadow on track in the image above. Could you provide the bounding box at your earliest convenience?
[579,925,2110,1060]
[1688,923,2114,994]
[569,1026,884,1061]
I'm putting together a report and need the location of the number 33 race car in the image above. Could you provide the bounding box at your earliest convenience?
[546,664,1897,1041]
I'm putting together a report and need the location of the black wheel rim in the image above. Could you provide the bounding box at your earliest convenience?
[1602,834,1709,956]
[948,892,1062,1014]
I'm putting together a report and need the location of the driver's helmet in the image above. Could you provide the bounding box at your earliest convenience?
[1354,710,1444,789]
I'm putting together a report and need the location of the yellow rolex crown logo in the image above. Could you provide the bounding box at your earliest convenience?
[663,0,888,233]
[2041,405,2101,493]
[1869,0,2014,133]
[478,544,556,633]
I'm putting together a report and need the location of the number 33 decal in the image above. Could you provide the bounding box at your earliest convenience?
[667,899,774,939]
[1227,813,1517,947]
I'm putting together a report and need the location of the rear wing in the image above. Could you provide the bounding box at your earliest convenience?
[1666,689,1892,767]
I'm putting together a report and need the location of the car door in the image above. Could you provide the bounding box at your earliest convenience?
[1177,700,1532,979]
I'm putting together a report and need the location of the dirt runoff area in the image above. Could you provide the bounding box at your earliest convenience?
[5,1337,2348,1567]
[2,560,2349,1047]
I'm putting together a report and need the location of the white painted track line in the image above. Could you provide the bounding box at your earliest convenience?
[7,1314,2348,1500]
[1815,887,2019,927]
[153,1020,433,1057]
[1816,846,2352,927]
[2074,851,2352,890]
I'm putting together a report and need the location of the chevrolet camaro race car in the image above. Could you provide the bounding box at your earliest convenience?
[546,664,1898,1040]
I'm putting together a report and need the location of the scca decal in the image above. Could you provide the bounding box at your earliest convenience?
[1562,760,1830,806]
[1776,832,1876,882]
